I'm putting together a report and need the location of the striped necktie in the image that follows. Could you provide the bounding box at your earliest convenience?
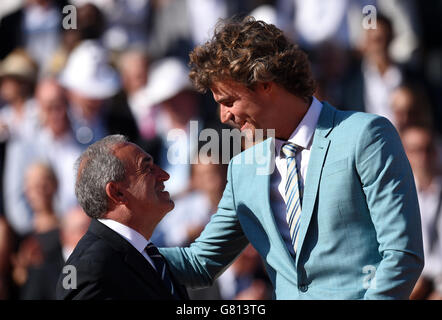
[145,243,179,299]
[281,142,303,254]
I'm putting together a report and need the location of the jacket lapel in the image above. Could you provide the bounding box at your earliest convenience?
[88,219,179,299]
[249,138,276,233]
[124,248,188,300]
[295,102,335,267]
[251,138,299,273]
[123,250,176,298]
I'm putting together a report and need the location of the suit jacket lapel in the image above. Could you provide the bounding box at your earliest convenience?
[251,138,299,273]
[123,250,176,298]
[88,219,178,299]
[125,248,188,300]
[249,138,277,235]
[295,102,335,267]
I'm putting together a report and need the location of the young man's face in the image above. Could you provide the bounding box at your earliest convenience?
[211,80,273,136]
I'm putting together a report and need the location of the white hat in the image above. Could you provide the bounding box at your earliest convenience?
[59,40,120,99]
[129,57,193,122]
[144,57,193,107]
[250,5,277,26]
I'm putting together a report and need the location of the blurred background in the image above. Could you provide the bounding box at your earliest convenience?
[0,0,441,300]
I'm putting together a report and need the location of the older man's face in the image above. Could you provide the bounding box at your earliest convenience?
[113,143,174,217]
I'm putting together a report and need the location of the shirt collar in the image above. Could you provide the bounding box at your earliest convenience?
[98,218,150,253]
[275,96,323,156]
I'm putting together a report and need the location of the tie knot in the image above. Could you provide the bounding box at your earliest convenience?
[281,143,299,158]
[145,243,160,256]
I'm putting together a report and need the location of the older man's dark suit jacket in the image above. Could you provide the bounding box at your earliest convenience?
[55,219,188,300]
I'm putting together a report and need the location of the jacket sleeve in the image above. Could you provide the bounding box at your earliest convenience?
[160,160,250,289]
[356,116,424,299]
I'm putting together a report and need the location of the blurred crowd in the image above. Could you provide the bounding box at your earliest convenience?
[0,0,441,300]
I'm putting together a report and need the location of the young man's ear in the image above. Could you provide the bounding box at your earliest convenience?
[256,82,273,95]
[262,82,272,91]
[105,182,126,205]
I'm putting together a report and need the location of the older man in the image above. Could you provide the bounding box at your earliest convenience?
[56,135,188,300]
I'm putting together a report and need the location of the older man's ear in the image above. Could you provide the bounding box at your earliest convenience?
[105,182,127,206]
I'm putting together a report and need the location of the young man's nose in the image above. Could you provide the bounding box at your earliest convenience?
[220,105,233,124]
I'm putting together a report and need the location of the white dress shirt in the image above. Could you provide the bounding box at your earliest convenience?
[97,218,156,270]
[415,177,442,280]
[270,97,323,255]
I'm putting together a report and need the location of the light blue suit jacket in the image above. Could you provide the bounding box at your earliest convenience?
[160,102,424,299]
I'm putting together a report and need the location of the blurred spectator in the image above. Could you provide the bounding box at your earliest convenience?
[359,13,402,120]
[59,40,119,145]
[276,0,363,50]
[0,49,40,235]
[59,39,137,145]
[191,156,228,219]
[390,82,434,134]
[113,48,150,129]
[56,4,141,143]
[312,41,351,106]
[20,0,63,74]
[2,78,81,236]
[415,1,442,134]
[58,206,90,261]
[402,125,442,300]
[276,0,419,64]
[46,28,81,77]
[0,216,14,299]
[23,162,59,235]
[0,49,39,141]
[23,162,61,267]
[340,14,402,121]
[20,206,90,299]
[147,0,251,60]
[11,233,44,289]
[47,2,105,75]
[138,57,202,197]
[33,78,82,214]
[416,0,442,106]
[69,0,152,51]
[0,141,4,215]
[374,0,420,65]
[146,0,223,59]
[0,0,68,71]
[11,161,60,291]
[218,244,271,300]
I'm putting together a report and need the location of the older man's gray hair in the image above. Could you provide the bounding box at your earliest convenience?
[75,135,129,219]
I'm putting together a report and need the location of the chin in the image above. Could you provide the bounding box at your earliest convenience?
[163,199,175,213]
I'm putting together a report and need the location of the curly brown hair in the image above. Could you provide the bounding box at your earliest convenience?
[189,16,316,100]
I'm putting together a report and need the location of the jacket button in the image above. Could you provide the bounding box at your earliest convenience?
[299,285,308,292]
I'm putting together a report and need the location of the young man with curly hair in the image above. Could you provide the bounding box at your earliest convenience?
[160,17,424,300]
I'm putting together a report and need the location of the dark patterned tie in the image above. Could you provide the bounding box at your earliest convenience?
[145,243,180,299]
